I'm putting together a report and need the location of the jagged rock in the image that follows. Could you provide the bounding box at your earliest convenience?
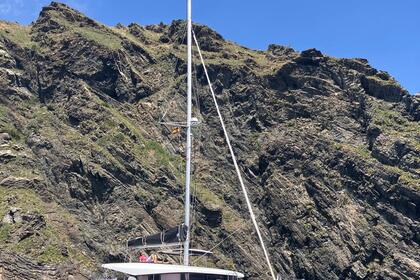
[201,204,222,227]
[128,23,146,40]
[348,261,368,279]
[0,47,15,68]
[267,44,297,59]
[2,207,22,224]
[301,48,323,58]
[0,176,39,188]
[163,20,224,51]
[0,132,11,143]
[145,22,166,33]
[0,149,16,161]
[1,211,47,244]
[339,58,377,76]
[295,48,324,65]
[361,75,408,102]
[38,1,100,29]
[193,24,224,52]
[115,23,125,29]
[26,134,53,150]
[371,134,401,165]
[367,125,381,149]
[151,197,183,228]
[0,252,88,280]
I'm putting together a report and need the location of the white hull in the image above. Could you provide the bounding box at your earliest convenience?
[102,263,244,278]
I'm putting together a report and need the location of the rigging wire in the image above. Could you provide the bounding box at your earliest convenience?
[189,139,199,246]
[192,53,202,116]
[158,75,187,123]
[193,31,277,280]
[158,23,188,124]
[191,225,245,265]
[153,23,189,220]
[189,44,204,246]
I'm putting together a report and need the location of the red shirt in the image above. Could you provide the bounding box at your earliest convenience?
[139,255,148,263]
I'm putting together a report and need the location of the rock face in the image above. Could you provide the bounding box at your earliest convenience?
[0,2,419,280]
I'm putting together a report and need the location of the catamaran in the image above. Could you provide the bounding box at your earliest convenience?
[102,1,278,279]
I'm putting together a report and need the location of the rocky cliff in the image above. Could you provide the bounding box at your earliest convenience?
[0,2,419,280]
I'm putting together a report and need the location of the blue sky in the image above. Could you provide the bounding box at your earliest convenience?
[0,0,419,93]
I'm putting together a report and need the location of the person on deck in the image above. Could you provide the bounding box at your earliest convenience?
[147,252,158,263]
[138,251,148,263]
[151,253,158,263]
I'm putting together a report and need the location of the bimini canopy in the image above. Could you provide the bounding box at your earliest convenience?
[102,263,244,278]
[128,224,188,249]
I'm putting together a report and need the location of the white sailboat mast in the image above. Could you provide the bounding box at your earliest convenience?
[183,0,193,266]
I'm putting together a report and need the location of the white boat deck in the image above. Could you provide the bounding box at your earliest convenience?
[102,263,244,278]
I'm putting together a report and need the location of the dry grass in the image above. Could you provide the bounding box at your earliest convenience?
[0,21,34,48]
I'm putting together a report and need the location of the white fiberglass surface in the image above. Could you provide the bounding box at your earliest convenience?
[102,263,244,278]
